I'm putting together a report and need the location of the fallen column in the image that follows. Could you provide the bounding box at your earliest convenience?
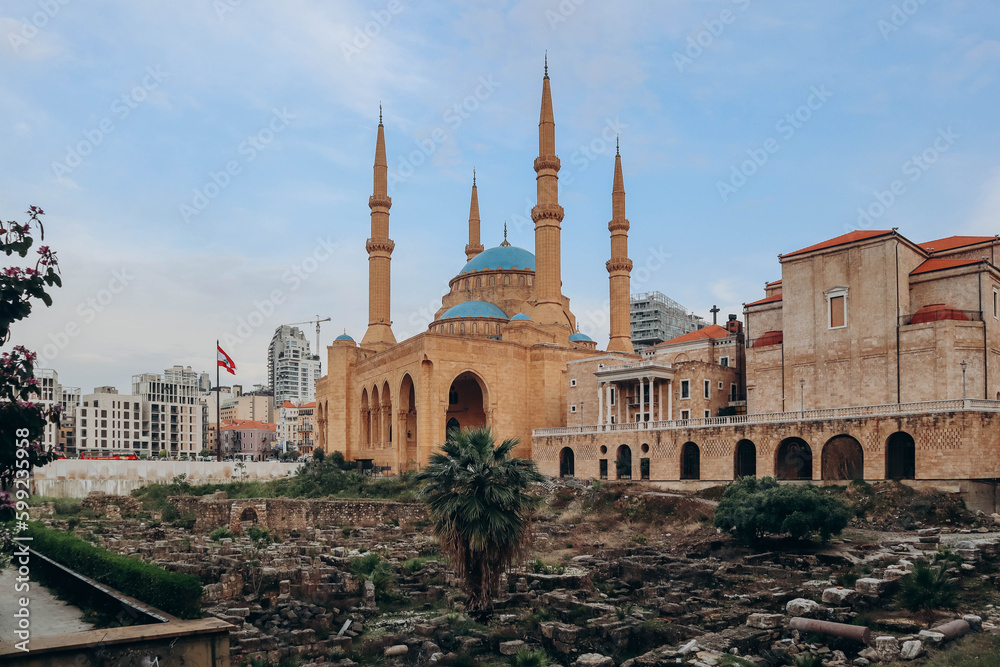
[788,617,871,644]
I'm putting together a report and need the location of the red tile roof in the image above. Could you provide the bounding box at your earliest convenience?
[745,293,783,307]
[655,324,732,346]
[783,230,894,258]
[919,236,996,253]
[766,279,782,286]
[281,401,296,408]
[301,401,317,408]
[910,258,983,275]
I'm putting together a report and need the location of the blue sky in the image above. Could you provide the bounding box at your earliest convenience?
[3,0,999,393]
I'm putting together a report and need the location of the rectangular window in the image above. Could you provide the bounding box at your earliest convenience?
[610,387,616,406]
[570,405,577,414]
[830,295,846,328]
[718,381,724,390]
[599,459,608,479]
[704,410,711,418]
[731,383,738,400]
[680,380,690,399]
[680,409,690,420]
[704,380,711,399]
[994,288,998,319]
[720,356,729,367]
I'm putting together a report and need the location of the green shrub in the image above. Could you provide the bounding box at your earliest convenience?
[246,526,276,544]
[898,561,957,612]
[713,476,850,544]
[350,552,395,601]
[26,522,202,619]
[53,498,82,516]
[210,526,234,541]
[507,650,549,667]
[161,504,179,522]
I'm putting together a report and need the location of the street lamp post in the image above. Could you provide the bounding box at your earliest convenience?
[961,360,967,400]
[800,379,805,414]
[579,401,584,427]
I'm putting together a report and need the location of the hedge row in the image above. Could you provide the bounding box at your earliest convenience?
[26,522,202,619]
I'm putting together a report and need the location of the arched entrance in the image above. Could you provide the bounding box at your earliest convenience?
[681,442,700,480]
[822,435,864,480]
[240,507,258,525]
[616,445,632,480]
[381,381,392,448]
[446,418,460,435]
[370,385,381,447]
[398,374,418,469]
[559,447,575,478]
[735,440,756,478]
[775,437,813,480]
[446,371,489,433]
[886,432,916,480]
[360,388,370,448]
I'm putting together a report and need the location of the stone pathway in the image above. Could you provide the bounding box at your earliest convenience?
[0,567,95,645]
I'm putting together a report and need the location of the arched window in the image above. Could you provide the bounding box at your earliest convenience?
[460,323,465,333]
[446,417,460,434]
[475,277,481,287]
[489,275,496,286]
[472,322,478,333]
[681,442,700,480]
[821,435,864,480]
[518,275,525,286]
[463,279,468,290]
[616,445,632,480]
[449,324,454,334]
[886,432,915,480]
[504,275,510,285]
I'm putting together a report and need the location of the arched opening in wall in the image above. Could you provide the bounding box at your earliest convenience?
[447,371,489,433]
[681,442,700,480]
[360,388,370,448]
[559,447,575,477]
[775,437,813,480]
[240,506,259,527]
[821,435,864,480]
[446,417,460,435]
[475,277,481,287]
[382,381,392,447]
[886,431,916,480]
[504,275,510,285]
[398,374,418,470]
[735,440,756,478]
[518,276,525,286]
[370,385,381,447]
[616,445,632,480]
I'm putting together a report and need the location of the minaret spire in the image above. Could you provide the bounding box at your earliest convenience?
[531,56,570,329]
[465,169,484,261]
[500,221,511,247]
[606,142,634,354]
[361,108,396,351]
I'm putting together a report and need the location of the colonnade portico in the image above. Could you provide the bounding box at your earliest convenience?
[595,361,674,424]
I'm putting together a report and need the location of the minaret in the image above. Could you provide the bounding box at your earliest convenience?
[606,138,635,354]
[465,169,484,261]
[361,106,397,351]
[531,55,570,328]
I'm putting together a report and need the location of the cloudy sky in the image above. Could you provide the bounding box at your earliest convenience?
[3,0,999,393]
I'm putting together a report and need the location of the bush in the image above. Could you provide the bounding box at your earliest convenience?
[350,552,395,601]
[210,526,234,541]
[246,526,276,544]
[714,476,851,544]
[26,522,202,618]
[312,448,325,462]
[507,650,549,667]
[898,561,958,612]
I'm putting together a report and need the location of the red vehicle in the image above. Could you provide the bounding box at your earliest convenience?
[79,450,139,461]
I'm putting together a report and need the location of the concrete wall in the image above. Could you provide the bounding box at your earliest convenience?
[31,460,302,498]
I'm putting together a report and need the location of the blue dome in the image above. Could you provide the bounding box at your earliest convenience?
[460,246,535,274]
[569,333,594,342]
[442,300,509,320]
[510,313,532,321]
[335,333,355,342]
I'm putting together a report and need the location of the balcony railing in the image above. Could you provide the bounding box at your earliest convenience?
[534,399,1000,437]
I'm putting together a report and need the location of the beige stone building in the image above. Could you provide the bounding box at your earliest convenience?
[534,231,1000,509]
[316,66,637,470]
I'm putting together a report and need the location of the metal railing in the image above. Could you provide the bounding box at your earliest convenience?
[534,399,1000,437]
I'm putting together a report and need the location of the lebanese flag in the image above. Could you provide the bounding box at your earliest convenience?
[217,345,237,375]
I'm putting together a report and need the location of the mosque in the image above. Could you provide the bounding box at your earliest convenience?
[314,65,638,468]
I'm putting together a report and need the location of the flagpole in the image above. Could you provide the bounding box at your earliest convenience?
[216,339,222,463]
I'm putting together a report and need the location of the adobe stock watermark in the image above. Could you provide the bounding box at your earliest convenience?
[577,245,672,339]
[850,127,958,233]
[6,0,72,54]
[716,84,833,203]
[35,269,135,367]
[222,237,337,348]
[340,0,405,62]
[386,75,501,194]
[673,0,751,73]
[546,0,586,30]
[51,66,168,179]
[878,0,928,40]
[179,108,294,223]
[506,117,627,237]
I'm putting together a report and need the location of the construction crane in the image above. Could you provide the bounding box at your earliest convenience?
[286,316,331,354]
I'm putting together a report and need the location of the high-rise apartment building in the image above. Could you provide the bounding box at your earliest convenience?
[132,370,203,457]
[630,291,706,350]
[76,387,145,453]
[268,325,321,407]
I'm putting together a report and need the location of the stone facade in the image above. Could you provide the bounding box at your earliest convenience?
[169,496,427,535]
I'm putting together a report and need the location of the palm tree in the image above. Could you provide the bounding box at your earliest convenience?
[417,426,544,615]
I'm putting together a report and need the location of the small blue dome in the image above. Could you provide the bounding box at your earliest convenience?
[442,300,508,320]
[335,333,355,342]
[510,313,532,321]
[460,246,535,274]
[569,333,594,342]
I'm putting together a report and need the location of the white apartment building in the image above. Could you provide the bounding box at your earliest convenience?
[32,369,63,452]
[268,325,321,407]
[76,387,146,453]
[277,401,300,452]
[133,371,203,457]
